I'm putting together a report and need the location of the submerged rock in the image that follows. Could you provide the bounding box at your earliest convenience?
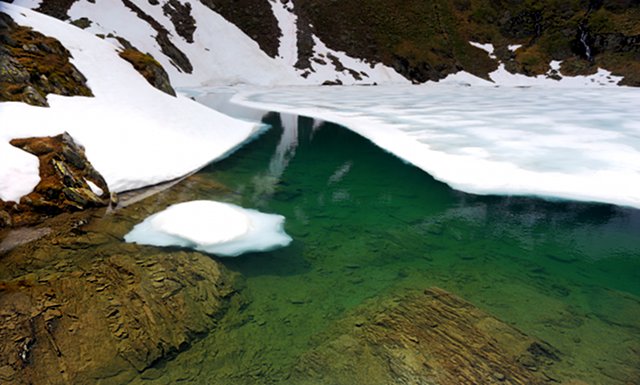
[291,287,567,385]
[1,132,111,227]
[0,211,241,385]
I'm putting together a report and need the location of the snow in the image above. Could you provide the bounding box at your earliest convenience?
[488,63,623,87]
[9,0,42,8]
[86,180,104,196]
[469,41,496,59]
[62,0,406,86]
[269,0,299,66]
[124,200,292,257]
[303,35,409,85]
[231,85,640,209]
[65,0,302,87]
[508,44,522,52]
[0,4,259,201]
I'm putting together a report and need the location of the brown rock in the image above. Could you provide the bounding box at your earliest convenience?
[3,132,111,226]
[0,245,240,385]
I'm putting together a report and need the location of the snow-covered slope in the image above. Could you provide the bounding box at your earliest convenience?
[12,0,408,87]
[0,4,259,202]
[232,85,640,209]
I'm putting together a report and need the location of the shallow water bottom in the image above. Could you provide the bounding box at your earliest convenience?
[122,113,639,384]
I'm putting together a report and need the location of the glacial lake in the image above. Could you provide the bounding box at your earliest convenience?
[126,111,640,385]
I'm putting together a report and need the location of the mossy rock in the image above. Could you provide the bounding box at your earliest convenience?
[0,12,92,106]
[118,47,176,96]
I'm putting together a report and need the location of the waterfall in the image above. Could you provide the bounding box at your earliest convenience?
[579,27,593,62]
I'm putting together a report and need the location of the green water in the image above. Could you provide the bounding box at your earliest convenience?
[131,113,640,385]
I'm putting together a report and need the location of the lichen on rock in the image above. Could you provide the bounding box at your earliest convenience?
[0,11,92,106]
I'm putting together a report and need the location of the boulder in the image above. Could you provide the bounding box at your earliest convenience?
[1,132,111,227]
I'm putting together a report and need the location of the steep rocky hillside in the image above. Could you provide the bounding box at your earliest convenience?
[291,0,640,85]
[8,0,639,86]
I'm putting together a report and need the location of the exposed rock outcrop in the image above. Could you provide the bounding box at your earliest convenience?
[118,42,177,96]
[121,0,193,74]
[0,11,92,106]
[1,132,110,227]
[34,0,79,21]
[162,0,196,44]
[291,287,568,385]
[200,0,281,58]
[292,0,640,84]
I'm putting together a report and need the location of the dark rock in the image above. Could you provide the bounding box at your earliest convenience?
[121,0,193,74]
[0,210,11,228]
[70,17,92,29]
[35,0,79,21]
[119,46,176,96]
[0,12,92,106]
[162,0,196,44]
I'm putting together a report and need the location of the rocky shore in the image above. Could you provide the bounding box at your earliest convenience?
[0,202,242,384]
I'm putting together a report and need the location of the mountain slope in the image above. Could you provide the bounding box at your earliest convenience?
[14,0,640,86]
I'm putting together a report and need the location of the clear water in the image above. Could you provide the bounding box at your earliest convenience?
[130,113,640,385]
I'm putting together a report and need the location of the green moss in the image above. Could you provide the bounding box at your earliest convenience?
[119,47,176,96]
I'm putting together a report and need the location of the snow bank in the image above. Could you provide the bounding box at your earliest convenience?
[0,4,259,202]
[124,200,292,257]
[232,85,640,209]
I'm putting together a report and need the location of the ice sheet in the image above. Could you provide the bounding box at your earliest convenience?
[232,85,640,209]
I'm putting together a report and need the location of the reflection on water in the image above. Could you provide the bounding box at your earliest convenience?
[129,113,640,385]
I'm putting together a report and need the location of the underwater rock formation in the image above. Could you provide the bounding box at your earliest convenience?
[291,287,566,385]
[0,210,241,385]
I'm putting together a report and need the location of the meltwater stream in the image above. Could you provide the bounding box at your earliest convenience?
[129,113,639,385]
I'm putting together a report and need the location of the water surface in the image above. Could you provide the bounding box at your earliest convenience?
[130,113,640,385]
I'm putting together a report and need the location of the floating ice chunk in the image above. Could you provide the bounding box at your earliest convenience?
[124,200,292,257]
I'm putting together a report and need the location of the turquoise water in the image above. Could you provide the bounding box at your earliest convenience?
[131,113,640,384]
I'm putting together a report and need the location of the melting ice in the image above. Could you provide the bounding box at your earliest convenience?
[232,85,640,209]
[124,200,292,257]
